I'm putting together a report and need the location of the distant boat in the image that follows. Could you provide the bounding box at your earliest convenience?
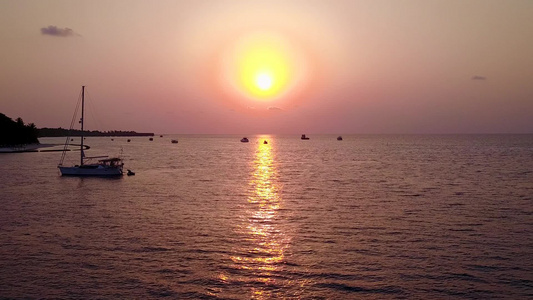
[241,137,249,143]
[127,169,135,176]
[171,139,178,144]
[337,136,343,141]
[149,137,153,141]
[160,135,163,137]
[58,86,124,177]
[127,139,131,142]
[263,140,268,144]
[301,134,310,140]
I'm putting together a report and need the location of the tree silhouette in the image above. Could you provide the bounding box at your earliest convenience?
[0,113,39,146]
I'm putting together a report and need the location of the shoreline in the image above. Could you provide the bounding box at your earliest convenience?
[0,143,59,153]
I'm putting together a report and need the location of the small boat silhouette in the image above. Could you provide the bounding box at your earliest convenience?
[263,140,268,144]
[171,139,178,144]
[301,134,310,140]
[241,137,249,143]
[337,136,343,141]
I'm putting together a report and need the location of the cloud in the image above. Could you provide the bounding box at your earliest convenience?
[40,25,77,37]
[268,107,283,111]
[471,75,487,80]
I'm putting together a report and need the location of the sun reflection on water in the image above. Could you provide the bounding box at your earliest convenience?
[226,137,292,299]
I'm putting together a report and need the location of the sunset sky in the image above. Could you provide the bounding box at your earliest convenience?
[1,0,532,134]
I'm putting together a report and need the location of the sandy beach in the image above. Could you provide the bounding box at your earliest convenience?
[0,143,58,153]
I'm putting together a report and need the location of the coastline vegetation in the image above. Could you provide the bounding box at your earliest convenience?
[0,113,39,146]
[1,112,154,147]
[38,128,154,137]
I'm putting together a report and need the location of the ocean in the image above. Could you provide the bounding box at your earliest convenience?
[0,134,532,299]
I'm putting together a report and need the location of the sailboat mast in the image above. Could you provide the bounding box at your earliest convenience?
[80,85,85,166]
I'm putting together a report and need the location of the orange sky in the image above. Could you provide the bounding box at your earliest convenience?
[1,0,532,134]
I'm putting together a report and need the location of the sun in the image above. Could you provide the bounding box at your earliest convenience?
[255,73,273,90]
[239,44,290,100]
[219,31,299,101]
[216,30,312,106]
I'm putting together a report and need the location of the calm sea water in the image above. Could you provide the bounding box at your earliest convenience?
[0,135,532,299]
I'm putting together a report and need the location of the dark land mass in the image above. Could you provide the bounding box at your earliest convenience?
[1,112,153,147]
[38,128,154,137]
[0,113,39,146]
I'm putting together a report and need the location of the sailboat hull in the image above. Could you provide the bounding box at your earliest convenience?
[59,166,123,176]
[58,86,126,177]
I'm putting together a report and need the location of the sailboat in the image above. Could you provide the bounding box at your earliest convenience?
[58,86,124,176]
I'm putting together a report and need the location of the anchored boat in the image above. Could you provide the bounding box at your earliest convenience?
[58,86,124,176]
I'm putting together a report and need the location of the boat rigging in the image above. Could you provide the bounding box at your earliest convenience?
[58,86,124,176]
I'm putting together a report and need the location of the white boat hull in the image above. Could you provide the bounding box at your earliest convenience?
[59,166,123,176]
